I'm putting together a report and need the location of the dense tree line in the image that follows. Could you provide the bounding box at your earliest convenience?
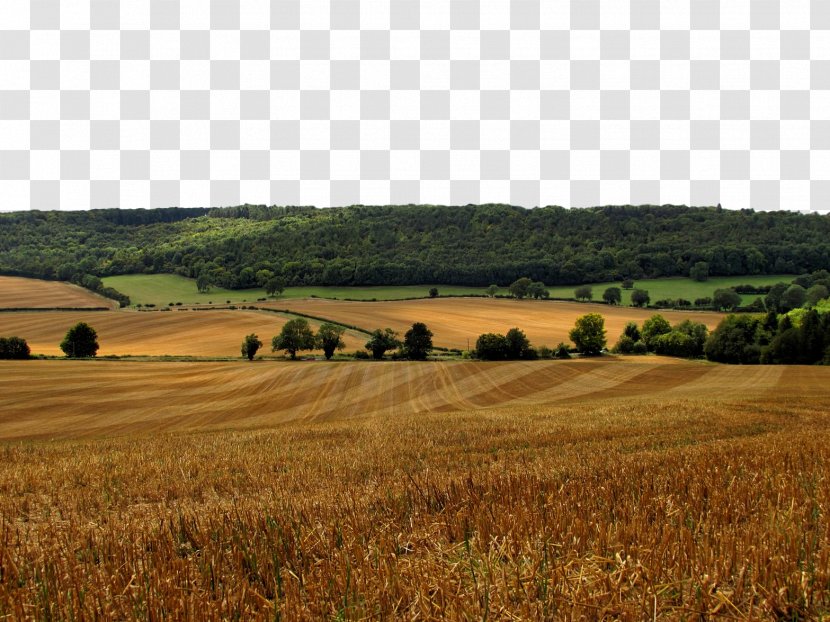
[2,205,830,288]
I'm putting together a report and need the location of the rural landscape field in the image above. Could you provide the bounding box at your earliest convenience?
[2,204,830,619]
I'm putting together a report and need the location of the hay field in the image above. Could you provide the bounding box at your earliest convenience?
[0,359,828,619]
[0,275,116,309]
[0,358,813,440]
[272,297,725,349]
[0,309,366,357]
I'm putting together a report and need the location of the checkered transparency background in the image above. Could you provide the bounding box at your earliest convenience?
[0,0,829,211]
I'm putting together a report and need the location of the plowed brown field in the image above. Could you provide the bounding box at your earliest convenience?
[270,297,725,349]
[0,275,116,309]
[1,358,823,441]
[0,310,365,357]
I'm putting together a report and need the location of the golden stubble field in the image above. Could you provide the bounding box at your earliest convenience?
[0,309,366,357]
[270,297,726,350]
[0,359,829,619]
[0,275,116,309]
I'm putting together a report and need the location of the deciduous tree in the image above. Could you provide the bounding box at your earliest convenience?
[60,322,99,358]
[317,323,346,360]
[365,328,400,360]
[402,322,433,360]
[568,313,606,355]
[241,334,263,360]
[272,318,316,360]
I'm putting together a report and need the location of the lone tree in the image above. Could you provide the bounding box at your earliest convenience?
[60,322,99,358]
[485,284,499,297]
[602,287,622,305]
[713,288,741,311]
[265,276,286,298]
[528,281,550,299]
[428,287,439,298]
[241,333,263,360]
[0,336,30,360]
[317,323,346,360]
[689,261,709,282]
[196,273,213,293]
[508,277,532,299]
[621,278,634,289]
[574,285,593,301]
[568,313,607,355]
[365,328,400,360]
[402,322,433,360]
[631,289,650,307]
[272,318,316,360]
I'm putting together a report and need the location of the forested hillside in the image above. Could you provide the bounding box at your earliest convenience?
[2,204,829,288]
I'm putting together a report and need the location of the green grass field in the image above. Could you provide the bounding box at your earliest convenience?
[102,274,487,306]
[103,273,794,308]
[544,275,793,306]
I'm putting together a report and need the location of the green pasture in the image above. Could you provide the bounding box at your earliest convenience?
[103,273,794,308]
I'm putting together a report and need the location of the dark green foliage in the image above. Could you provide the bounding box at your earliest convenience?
[694,297,712,307]
[631,340,648,355]
[0,336,30,360]
[554,342,572,359]
[2,205,830,289]
[622,321,641,342]
[780,284,807,312]
[621,278,634,290]
[764,282,790,312]
[713,288,741,311]
[271,318,316,360]
[60,322,99,358]
[402,323,433,361]
[508,277,532,299]
[475,333,510,360]
[641,314,672,350]
[241,334,262,360]
[806,284,829,307]
[265,276,286,297]
[196,273,212,293]
[317,323,346,360]
[631,289,650,307]
[689,261,709,282]
[365,328,400,360]
[743,297,766,313]
[652,320,708,358]
[612,334,635,354]
[505,327,535,359]
[527,281,549,299]
[428,287,438,298]
[602,287,622,305]
[704,315,763,364]
[568,313,606,355]
[574,285,593,301]
[485,284,499,297]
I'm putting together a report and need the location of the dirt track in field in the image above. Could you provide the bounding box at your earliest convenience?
[269,298,726,350]
[0,310,366,357]
[1,357,821,441]
[0,276,116,309]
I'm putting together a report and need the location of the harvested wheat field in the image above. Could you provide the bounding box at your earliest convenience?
[0,359,829,619]
[0,275,116,309]
[271,297,725,349]
[0,309,365,357]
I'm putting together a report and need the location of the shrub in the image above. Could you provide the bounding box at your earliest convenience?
[632,340,648,355]
[554,342,571,359]
[704,315,763,364]
[612,334,635,354]
[641,314,672,350]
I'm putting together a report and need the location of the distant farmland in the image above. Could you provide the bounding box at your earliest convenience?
[0,275,116,309]
[0,309,366,358]
[272,297,726,350]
